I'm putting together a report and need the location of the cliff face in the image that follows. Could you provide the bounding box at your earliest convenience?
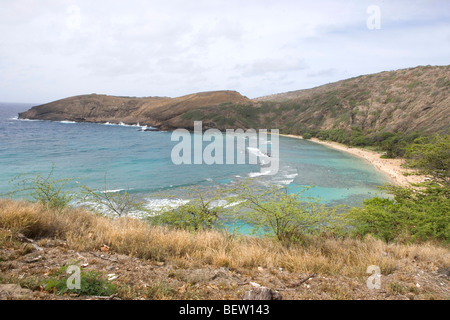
[19,65,449,135]
[18,91,251,130]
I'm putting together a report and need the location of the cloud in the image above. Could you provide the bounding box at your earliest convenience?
[0,0,449,102]
[66,5,81,30]
[307,68,339,78]
[239,58,307,77]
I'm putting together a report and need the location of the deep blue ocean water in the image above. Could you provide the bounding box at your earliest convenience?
[0,102,389,219]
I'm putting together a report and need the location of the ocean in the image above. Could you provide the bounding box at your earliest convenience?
[0,102,388,219]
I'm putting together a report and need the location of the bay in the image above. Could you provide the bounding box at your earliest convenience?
[0,102,388,216]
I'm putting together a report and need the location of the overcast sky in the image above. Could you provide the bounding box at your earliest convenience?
[0,0,449,103]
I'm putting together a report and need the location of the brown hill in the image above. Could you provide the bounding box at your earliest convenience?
[18,90,251,130]
[251,65,449,135]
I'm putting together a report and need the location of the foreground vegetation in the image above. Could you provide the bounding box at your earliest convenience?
[0,179,448,299]
[0,199,448,300]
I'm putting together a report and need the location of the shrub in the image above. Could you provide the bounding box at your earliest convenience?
[79,184,144,217]
[347,185,450,243]
[150,189,225,231]
[405,134,450,185]
[7,165,75,212]
[230,183,344,245]
[44,262,116,296]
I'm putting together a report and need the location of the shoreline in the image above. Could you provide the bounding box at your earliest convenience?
[280,134,424,187]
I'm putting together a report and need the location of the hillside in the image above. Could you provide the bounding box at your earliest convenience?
[18,65,449,135]
[251,65,449,135]
[18,90,251,131]
[170,65,449,136]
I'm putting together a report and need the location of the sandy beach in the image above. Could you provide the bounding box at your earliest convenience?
[281,134,425,187]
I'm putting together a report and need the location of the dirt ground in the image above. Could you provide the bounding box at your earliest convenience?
[1,233,448,300]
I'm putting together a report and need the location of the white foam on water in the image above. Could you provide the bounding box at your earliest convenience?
[119,122,141,127]
[247,147,271,165]
[76,200,115,216]
[76,196,190,218]
[16,118,43,122]
[274,179,294,186]
[247,147,266,157]
[101,189,127,193]
[144,198,190,214]
[248,167,274,178]
[209,199,244,209]
[103,122,141,127]
[59,120,77,124]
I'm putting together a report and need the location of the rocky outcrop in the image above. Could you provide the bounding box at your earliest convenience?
[242,282,282,300]
[18,91,251,131]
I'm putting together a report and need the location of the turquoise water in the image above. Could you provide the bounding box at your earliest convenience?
[0,102,388,217]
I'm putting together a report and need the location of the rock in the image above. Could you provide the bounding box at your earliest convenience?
[242,287,282,300]
[41,239,67,248]
[101,244,110,253]
[107,274,118,281]
[17,233,43,252]
[178,284,186,294]
[437,267,450,277]
[406,293,416,300]
[25,255,43,263]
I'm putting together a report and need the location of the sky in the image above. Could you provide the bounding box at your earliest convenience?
[0,0,449,103]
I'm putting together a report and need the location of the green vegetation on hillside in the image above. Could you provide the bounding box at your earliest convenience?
[348,184,449,243]
[348,134,450,243]
[304,129,426,158]
[405,134,450,185]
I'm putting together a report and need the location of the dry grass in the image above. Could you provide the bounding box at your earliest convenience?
[1,198,449,279]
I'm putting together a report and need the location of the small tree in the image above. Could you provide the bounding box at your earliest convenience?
[230,183,342,244]
[78,179,143,218]
[381,135,407,158]
[8,165,74,212]
[150,189,225,231]
[405,134,450,185]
